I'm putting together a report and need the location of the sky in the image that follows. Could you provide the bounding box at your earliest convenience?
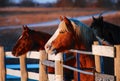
[9,0,57,4]
[33,0,57,3]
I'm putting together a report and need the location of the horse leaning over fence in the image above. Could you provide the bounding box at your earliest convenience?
[45,16,97,81]
[90,15,120,45]
[90,15,120,75]
[12,25,74,81]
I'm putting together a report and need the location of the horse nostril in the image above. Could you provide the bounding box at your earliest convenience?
[46,45,52,50]
[46,46,49,48]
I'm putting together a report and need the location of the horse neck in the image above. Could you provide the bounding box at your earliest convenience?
[76,27,95,51]
[74,34,87,51]
[30,31,51,51]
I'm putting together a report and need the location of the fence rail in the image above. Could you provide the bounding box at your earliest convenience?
[0,43,120,81]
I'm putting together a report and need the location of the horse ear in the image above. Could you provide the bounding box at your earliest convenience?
[92,16,96,21]
[99,16,103,21]
[59,16,63,21]
[63,16,74,33]
[23,25,29,31]
[63,16,71,25]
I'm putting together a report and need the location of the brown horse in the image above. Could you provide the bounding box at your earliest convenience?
[12,25,51,56]
[45,16,96,81]
[12,25,74,81]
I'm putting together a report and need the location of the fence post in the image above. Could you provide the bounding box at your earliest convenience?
[20,54,28,81]
[114,45,120,81]
[0,46,6,81]
[39,50,48,81]
[94,41,101,73]
[55,53,63,81]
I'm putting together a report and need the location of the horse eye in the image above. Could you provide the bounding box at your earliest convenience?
[23,36,27,40]
[59,31,64,33]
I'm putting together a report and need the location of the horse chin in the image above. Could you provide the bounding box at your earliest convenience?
[12,53,19,57]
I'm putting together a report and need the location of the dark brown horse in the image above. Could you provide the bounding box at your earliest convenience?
[45,16,96,81]
[90,15,120,45]
[12,25,74,81]
[90,15,120,75]
[12,25,51,56]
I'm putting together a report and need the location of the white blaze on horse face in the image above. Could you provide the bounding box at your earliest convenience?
[45,21,66,54]
[18,35,23,40]
[45,29,60,54]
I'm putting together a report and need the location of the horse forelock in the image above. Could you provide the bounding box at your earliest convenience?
[58,21,70,32]
[59,20,80,36]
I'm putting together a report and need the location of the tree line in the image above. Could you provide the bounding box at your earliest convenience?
[0,0,120,8]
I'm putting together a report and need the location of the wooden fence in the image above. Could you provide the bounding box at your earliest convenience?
[0,46,63,81]
[0,43,120,81]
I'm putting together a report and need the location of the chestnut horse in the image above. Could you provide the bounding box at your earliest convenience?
[12,25,74,81]
[90,16,120,75]
[45,16,96,81]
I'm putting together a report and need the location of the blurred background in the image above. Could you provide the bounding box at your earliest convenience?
[0,0,120,8]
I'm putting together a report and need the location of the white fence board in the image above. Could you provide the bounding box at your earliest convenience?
[92,45,115,57]
[6,68,55,81]
[6,69,21,77]
[95,73,115,81]
[5,51,40,59]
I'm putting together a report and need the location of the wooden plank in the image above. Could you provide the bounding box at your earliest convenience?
[48,74,55,81]
[6,69,21,77]
[48,53,56,60]
[0,46,6,81]
[7,68,40,80]
[95,73,115,81]
[5,52,17,58]
[26,51,40,59]
[114,45,120,81]
[20,54,28,81]
[92,45,115,57]
[39,50,48,81]
[94,42,101,73]
[5,51,40,59]
[7,68,55,81]
[55,53,63,81]
[42,60,55,67]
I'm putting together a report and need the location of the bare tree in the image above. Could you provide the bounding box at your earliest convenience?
[97,0,113,7]
[20,0,35,7]
[55,0,86,7]
[56,0,73,7]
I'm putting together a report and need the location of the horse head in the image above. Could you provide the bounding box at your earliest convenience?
[12,25,33,57]
[90,15,104,38]
[45,16,91,54]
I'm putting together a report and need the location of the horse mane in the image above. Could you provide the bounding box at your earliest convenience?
[58,18,96,50]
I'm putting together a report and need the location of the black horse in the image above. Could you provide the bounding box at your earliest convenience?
[90,15,120,45]
[90,15,120,75]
